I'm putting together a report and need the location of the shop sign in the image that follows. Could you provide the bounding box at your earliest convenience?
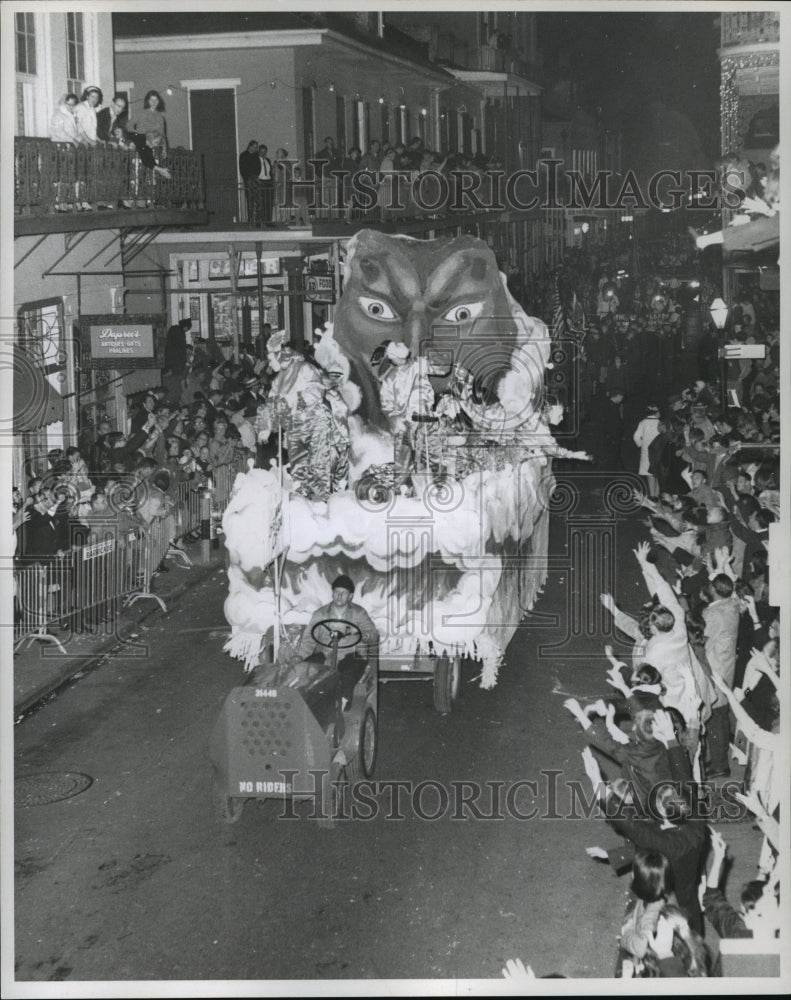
[89,323,154,360]
[77,314,162,369]
[305,275,334,303]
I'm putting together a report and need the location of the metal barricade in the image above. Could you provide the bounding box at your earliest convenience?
[13,461,250,652]
[124,511,185,613]
[13,558,70,654]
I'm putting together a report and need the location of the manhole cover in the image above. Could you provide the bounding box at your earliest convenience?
[15,772,93,807]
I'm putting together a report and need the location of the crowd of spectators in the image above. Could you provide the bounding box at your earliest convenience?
[240,131,507,224]
[12,333,273,631]
[547,237,781,977]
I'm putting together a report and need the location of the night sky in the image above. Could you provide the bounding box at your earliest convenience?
[538,11,721,167]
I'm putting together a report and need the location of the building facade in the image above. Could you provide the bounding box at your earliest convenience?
[717,9,780,299]
[10,7,206,491]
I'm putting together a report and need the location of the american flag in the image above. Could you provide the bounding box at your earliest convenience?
[569,292,586,340]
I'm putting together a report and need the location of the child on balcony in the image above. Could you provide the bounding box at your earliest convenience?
[127,130,172,206]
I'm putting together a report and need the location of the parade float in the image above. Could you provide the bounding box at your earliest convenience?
[219,230,586,704]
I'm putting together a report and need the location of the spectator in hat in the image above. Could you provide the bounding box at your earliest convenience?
[297,574,379,708]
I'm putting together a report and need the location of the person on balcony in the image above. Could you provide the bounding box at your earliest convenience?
[108,125,134,152]
[403,136,425,172]
[133,90,168,156]
[313,136,340,218]
[358,139,381,175]
[256,143,274,225]
[50,93,81,145]
[127,130,172,204]
[341,146,362,222]
[50,94,82,211]
[74,86,103,146]
[272,148,291,225]
[378,146,398,219]
[239,140,261,223]
[97,94,128,143]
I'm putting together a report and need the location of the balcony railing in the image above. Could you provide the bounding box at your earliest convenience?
[208,171,507,230]
[14,137,205,218]
[721,10,780,48]
[477,45,507,72]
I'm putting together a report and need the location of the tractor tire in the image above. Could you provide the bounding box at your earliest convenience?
[433,654,460,714]
[345,706,378,784]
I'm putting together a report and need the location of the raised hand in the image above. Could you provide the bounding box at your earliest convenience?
[634,541,651,563]
[600,593,616,614]
[584,698,608,718]
[502,958,535,981]
[732,789,763,818]
[605,702,629,745]
[651,709,676,746]
[749,648,775,676]
[606,665,630,696]
[581,746,605,795]
[708,826,728,858]
[586,846,608,860]
[713,545,736,580]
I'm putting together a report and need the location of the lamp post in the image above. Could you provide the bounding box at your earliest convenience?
[709,297,729,412]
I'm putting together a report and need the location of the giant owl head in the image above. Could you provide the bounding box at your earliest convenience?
[333,230,545,431]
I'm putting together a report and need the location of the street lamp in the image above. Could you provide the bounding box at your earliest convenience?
[709,297,729,412]
[709,297,728,330]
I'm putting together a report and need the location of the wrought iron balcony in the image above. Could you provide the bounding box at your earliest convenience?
[14,138,207,235]
[204,171,507,233]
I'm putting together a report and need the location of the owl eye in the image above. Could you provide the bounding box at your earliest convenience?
[442,302,484,323]
[359,296,397,321]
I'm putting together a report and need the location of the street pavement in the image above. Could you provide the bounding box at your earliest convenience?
[12,475,763,985]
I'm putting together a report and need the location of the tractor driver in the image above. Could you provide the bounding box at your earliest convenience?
[297,574,379,709]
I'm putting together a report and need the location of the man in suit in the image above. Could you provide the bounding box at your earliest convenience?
[96,94,128,142]
[19,487,70,562]
[239,140,262,224]
[164,318,192,399]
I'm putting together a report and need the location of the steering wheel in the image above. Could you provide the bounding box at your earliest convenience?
[310,618,363,650]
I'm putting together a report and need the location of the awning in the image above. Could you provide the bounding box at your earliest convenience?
[13,349,64,432]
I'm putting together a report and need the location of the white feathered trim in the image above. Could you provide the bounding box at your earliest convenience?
[223,630,264,673]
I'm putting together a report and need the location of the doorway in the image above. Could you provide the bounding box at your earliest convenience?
[189,88,239,226]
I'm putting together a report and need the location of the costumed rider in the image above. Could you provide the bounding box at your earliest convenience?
[297,575,379,710]
[258,330,350,500]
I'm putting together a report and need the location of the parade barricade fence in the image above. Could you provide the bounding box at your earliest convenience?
[13,460,248,653]
[13,558,71,655]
